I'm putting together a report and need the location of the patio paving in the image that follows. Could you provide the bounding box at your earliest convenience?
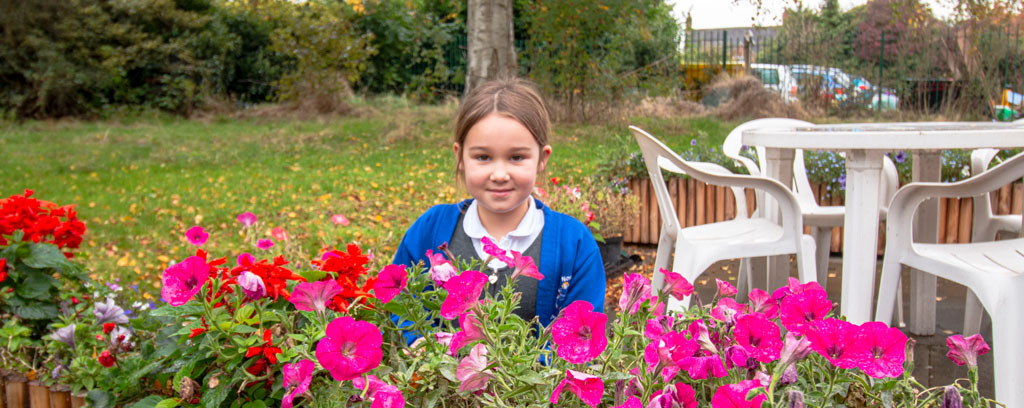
[607,245,995,399]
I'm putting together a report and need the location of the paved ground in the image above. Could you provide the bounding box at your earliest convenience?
[606,245,995,399]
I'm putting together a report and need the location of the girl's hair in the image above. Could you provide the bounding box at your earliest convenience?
[454,78,551,160]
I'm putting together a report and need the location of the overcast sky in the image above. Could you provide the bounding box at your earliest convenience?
[669,0,957,29]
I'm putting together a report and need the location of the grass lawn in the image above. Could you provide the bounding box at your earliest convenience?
[0,97,740,298]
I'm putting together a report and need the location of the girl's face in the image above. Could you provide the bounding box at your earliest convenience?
[454,113,551,222]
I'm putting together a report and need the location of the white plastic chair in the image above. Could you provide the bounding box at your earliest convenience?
[875,152,1024,408]
[961,147,1024,335]
[630,126,818,311]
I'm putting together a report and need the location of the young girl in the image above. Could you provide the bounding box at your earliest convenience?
[392,78,606,327]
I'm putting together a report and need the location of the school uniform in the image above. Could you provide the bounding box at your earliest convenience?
[392,197,606,327]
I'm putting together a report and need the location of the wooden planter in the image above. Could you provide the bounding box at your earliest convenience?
[48,385,71,408]
[4,372,28,408]
[27,382,48,408]
[624,177,1024,252]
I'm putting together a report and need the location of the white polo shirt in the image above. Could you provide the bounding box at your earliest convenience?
[462,200,544,270]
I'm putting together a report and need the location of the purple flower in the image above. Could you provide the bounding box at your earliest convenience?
[237,271,267,301]
[894,150,907,163]
[50,325,76,350]
[690,138,697,146]
[93,298,129,325]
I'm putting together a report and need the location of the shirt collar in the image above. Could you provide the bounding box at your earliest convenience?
[463,199,542,240]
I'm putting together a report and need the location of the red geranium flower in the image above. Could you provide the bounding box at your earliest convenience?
[0,258,7,283]
[246,329,283,365]
[98,350,116,367]
[313,244,377,312]
[231,255,305,301]
[0,190,86,258]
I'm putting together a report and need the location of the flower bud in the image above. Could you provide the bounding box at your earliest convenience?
[787,390,805,408]
[779,332,813,367]
[237,271,266,301]
[942,386,963,408]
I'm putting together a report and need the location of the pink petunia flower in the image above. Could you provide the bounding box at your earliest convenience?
[450,311,486,354]
[314,316,383,381]
[185,226,208,246]
[237,212,258,227]
[779,289,833,335]
[352,375,405,408]
[480,236,514,267]
[237,271,267,301]
[612,396,643,408]
[771,277,826,302]
[620,273,657,315]
[426,249,457,287]
[711,379,767,408]
[660,268,695,300]
[290,280,344,313]
[711,297,746,324]
[946,333,990,368]
[778,331,813,367]
[649,382,698,408]
[644,332,698,382]
[645,315,675,340]
[849,321,908,378]
[271,227,289,242]
[551,300,608,364]
[550,370,604,408]
[678,353,729,380]
[161,256,210,306]
[281,359,314,408]
[688,319,718,354]
[439,270,488,320]
[257,238,274,250]
[746,288,779,319]
[804,318,861,369]
[716,278,738,297]
[456,344,492,393]
[734,313,783,363]
[330,214,350,226]
[510,251,543,281]
[236,252,255,267]
[434,332,455,355]
[725,345,755,370]
[373,264,408,304]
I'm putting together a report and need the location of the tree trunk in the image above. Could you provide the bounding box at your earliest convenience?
[465,0,516,94]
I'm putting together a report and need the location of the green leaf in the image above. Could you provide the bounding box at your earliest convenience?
[23,242,70,269]
[150,303,205,318]
[439,365,457,382]
[297,269,327,282]
[128,395,166,408]
[155,398,181,408]
[516,370,546,385]
[13,303,58,319]
[232,325,258,334]
[201,383,231,408]
[87,389,114,408]
[240,401,267,408]
[17,271,59,299]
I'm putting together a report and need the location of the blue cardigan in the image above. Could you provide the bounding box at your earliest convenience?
[392,198,606,326]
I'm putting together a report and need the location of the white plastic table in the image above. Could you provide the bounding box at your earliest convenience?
[743,122,1024,333]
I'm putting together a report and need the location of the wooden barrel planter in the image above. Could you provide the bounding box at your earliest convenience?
[625,178,1024,253]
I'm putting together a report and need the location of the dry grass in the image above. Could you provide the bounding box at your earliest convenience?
[704,74,809,121]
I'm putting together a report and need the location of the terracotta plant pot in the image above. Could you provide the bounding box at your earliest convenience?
[47,385,70,408]
[68,393,85,408]
[27,382,48,408]
[3,372,28,408]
